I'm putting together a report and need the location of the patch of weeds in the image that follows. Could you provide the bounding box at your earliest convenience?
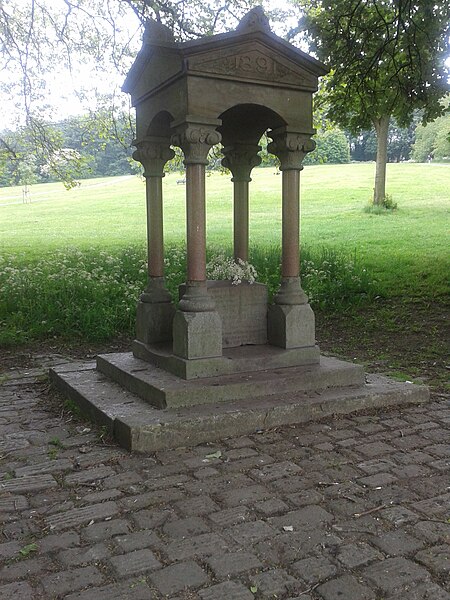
[3,471,14,480]
[0,374,9,385]
[47,447,59,460]
[18,543,38,558]
[35,372,49,383]
[63,398,82,417]
[387,371,420,383]
[129,578,147,589]
[98,425,111,444]
[364,194,398,214]
[48,437,64,449]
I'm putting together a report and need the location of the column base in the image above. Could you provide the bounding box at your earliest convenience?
[274,276,308,305]
[136,300,175,345]
[268,302,316,350]
[173,310,222,360]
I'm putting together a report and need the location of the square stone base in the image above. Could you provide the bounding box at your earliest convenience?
[172,310,222,360]
[135,300,175,344]
[268,303,316,349]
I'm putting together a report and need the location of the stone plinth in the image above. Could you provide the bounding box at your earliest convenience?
[49,362,430,453]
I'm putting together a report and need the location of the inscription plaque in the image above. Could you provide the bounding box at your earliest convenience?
[180,280,268,348]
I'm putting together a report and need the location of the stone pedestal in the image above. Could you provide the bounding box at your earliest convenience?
[172,310,222,360]
[268,303,318,353]
[136,300,175,344]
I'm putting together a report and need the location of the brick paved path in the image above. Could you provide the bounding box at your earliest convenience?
[0,365,449,599]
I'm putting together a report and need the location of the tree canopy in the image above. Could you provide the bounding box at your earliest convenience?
[299,0,450,203]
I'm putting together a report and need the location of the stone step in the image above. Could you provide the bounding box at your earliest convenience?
[96,352,365,409]
[49,362,429,453]
[132,340,321,380]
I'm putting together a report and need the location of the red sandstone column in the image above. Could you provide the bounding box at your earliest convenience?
[132,136,175,344]
[268,129,316,305]
[169,120,223,359]
[266,128,318,352]
[222,144,261,263]
[171,121,222,312]
[133,137,175,302]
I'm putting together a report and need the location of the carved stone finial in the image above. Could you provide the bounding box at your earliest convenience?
[144,19,175,44]
[236,6,271,34]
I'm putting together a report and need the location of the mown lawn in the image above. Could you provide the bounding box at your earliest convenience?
[1,163,448,298]
[1,163,448,390]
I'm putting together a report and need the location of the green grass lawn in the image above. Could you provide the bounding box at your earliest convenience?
[1,163,448,297]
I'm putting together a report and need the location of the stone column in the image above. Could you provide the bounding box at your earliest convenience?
[170,120,223,359]
[222,144,261,262]
[267,128,318,352]
[132,136,175,344]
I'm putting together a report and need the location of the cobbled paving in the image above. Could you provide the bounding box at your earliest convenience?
[0,365,449,599]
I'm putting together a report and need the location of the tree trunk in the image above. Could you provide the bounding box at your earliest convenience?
[373,115,390,205]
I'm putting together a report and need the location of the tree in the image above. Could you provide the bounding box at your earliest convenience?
[413,113,450,162]
[304,127,350,165]
[299,0,450,205]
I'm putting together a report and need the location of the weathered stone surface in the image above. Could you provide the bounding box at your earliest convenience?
[166,532,229,560]
[59,543,109,567]
[291,555,338,584]
[51,362,427,452]
[249,568,304,598]
[0,352,446,600]
[40,566,103,597]
[199,580,254,600]
[268,302,317,350]
[163,516,210,539]
[317,574,376,600]
[371,531,424,556]
[150,561,208,595]
[415,544,450,575]
[0,581,34,600]
[80,518,130,542]
[109,548,162,577]
[0,473,57,493]
[46,502,119,531]
[362,557,429,594]
[212,281,267,347]
[65,580,153,600]
[206,551,262,577]
[386,582,450,600]
[173,310,222,360]
[114,530,162,552]
[337,542,383,568]
[269,505,334,531]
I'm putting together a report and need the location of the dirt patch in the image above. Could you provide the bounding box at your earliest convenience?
[316,297,449,393]
[1,297,448,393]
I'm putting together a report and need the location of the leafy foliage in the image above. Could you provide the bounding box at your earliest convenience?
[300,0,450,131]
[413,112,450,162]
[298,0,450,203]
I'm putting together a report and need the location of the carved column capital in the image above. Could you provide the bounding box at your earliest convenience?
[171,122,221,165]
[221,144,262,182]
[268,130,316,171]
[132,136,175,177]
